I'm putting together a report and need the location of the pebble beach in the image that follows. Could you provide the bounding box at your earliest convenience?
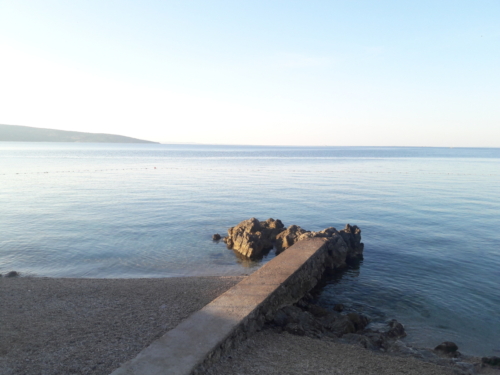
[2,275,497,375]
[0,276,242,375]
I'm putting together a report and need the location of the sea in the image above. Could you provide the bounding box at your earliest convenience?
[0,143,499,357]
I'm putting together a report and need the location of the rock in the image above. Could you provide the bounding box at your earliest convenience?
[386,319,406,339]
[277,306,323,337]
[275,225,309,254]
[306,304,329,318]
[387,340,415,355]
[223,218,363,262]
[284,323,305,336]
[434,341,459,355]
[333,303,344,312]
[454,361,476,374]
[295,294,313,309]
[339,224,364,261]
[341,333,378,350]
[6,271,19,277]
[320,312,356,336]
[223,218,285,258]
[324,234,350,268]
[319,310,369,336]
[276,224,364,268]
[361,331,388,350]
[269,303,418,357]
[271,309,289,327]
[212,233,221,241]
[271,303,372,339]
[276,226,343,253]
[482,356,500,367]
[347,312,370,331]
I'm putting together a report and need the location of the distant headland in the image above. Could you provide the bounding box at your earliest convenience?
[0,124,158,144]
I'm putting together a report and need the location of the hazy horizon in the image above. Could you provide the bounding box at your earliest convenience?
[2,123,500,148]
[1,1,499,147]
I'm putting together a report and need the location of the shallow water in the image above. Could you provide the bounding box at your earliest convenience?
[0,143,499,356]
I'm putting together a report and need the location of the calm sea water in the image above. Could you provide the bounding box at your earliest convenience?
[0,143,499,356]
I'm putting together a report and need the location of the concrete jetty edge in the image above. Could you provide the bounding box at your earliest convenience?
[110,237,336,375]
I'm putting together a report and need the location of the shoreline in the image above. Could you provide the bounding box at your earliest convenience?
[1,275,497,375]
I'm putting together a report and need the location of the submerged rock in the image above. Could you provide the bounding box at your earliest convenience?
[434,341,459,356]
[386,319,407,339]
[333,303,344,312]
[347,312,370,332]
[212,233,221,241]
[482,356,500,367]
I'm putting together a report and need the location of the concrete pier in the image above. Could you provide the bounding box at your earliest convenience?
[110,237,336,375]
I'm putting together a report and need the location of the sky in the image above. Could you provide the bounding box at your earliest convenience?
[0,1,499,146]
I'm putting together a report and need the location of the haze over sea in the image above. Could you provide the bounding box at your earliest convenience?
[1,143,499,357]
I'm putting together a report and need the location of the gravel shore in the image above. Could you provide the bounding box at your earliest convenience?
[1,276,497,375]
[206,330,470,375]
[0,276,243,375]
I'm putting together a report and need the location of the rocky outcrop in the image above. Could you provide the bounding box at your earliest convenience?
[275,224,364,259]
[274,225,309,253]
[223,218,364,262]
[270,304,369,338]
[268,298,406,350]
[267,297,486,374]
[339,224,364,261]
[217,218,484,375]
[223,218,285,258]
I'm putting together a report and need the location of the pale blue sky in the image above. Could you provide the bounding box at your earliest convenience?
[0,1,499,146]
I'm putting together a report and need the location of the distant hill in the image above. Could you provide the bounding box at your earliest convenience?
[0,124,158,143]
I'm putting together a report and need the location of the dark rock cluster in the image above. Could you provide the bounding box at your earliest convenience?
[3,270,19,277]
[482,356,500,367]
[268,300,488,374]
[434,341,459,356]
[271,305,369,338]
[267,298,407,352]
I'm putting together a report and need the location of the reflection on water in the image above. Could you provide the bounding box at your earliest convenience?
[0,143,499,356]
[316,264,433,323]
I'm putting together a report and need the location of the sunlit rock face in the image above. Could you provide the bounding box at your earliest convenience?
[223,218,363,264]
[223,218,285,258]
